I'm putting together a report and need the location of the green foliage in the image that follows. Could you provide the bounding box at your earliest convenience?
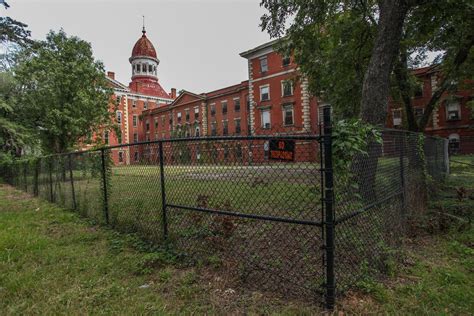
[13,30,113,154]
[260,1,473,122]
[332,119,382,173]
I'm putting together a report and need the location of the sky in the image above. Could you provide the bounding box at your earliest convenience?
[3,0,271,93]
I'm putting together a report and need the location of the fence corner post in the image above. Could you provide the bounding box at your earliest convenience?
[100,148,110,225]
[158,141,168,240]
[322,106,335,310]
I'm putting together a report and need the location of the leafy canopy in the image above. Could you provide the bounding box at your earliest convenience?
[14,30,113,153]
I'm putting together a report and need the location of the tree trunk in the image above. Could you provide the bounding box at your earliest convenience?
[356,0,409,202]
[360,0,409,125]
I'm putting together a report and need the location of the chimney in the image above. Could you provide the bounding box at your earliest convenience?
[171,88,177,99]
[107,71,115,80]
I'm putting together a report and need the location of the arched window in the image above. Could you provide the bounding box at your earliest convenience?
[448,133,460,154]
[195,126,200,137]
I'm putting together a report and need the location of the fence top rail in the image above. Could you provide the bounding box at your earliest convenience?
[10,127,447,163]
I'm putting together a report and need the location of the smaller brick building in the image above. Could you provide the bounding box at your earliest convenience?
[387,66,474,154]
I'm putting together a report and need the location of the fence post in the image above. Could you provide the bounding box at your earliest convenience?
[158,141,168,240]
[100,149,110,225]
[23,162,28,192]
[48,158,54,202]
[34,159,39,196]
[399,133,406,211]
[68,154,77,210]
[322,106,335,310]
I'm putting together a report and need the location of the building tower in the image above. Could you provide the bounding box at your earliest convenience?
[128,24,170,98]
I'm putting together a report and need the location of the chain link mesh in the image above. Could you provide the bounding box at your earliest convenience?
[1,129,449,306]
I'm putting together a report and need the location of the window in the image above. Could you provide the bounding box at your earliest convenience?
[414,107,424,119]
[144,101,148,110]
[393,109,402,126]
[235,119,241,135]
[162,132,165,139]
[246,95,250,112]
[104,130,109,145]
[132,100,137,108]
[161,115,165,125]
[211,122,217,136]
[282,80,293,96]
[145,134,150,141]
[133,115,138,127]
[446,100,461,120]
[169,113,173,126]
[448,134,460,154]
[261,109,271,129]
[118,152,124,163]
[185,109,190,122]
[223,120,228,135]
[137,64,141,73]
[155,133,159,140]
[185,127,190,137]
[414,84,423,98]
[133,132,138,143]
[260,85,270,101]
[282,55,291,67]
[210,103,216,116]
[116,95,121,104]
[260,56,268,72]
[177,112,182,123]
[154,118,158,129]
[134,151,139,162]
[116,111,122,124]
[195,126,200,137]
[236,144,243,160]
[222,101,228,115]
[145,120,150,132]
[194,107,199,120]
[148,64,152,73]
[234,98,240,112]
[283,104,294,125]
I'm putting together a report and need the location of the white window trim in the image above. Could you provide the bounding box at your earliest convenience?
[281,80,294,96]
[446,100,461,120]
[260,84,270,101]
[282,105,294,126]
[132,114,138,127]
[261,109,271,129]
[259,56,268,72]
[116,111,122,124]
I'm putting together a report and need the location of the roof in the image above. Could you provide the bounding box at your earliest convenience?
[131,30,157,59]
[239,38,280,59]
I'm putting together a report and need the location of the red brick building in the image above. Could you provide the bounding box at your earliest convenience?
[102,28,473,164]
[387,66,474,154]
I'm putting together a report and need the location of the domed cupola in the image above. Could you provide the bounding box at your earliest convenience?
[129,26,159,81]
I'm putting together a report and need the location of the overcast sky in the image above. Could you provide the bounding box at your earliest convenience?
[4,0,271,93]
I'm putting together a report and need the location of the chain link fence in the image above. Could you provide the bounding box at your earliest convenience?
[0,109,449,309]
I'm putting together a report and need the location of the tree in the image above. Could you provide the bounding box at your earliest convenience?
[393,1,474,132]
[0,16,35,165]
[13,30,113,154]
[260,0,473,203]
[0,17,34,70]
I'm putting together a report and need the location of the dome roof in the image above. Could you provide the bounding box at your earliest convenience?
[131,30,157,59]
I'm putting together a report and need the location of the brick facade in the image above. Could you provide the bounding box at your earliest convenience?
[101,30,473,165]
[387,66,474,154]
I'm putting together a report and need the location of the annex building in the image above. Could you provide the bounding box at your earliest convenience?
[103,27,473,164]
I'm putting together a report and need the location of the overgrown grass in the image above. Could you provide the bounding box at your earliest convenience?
[0,183,320,314]
[339,155,474,314]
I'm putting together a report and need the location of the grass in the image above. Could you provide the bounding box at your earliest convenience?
[0,184,321,314]
[338,155,474,315]
[2,155,472,314]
